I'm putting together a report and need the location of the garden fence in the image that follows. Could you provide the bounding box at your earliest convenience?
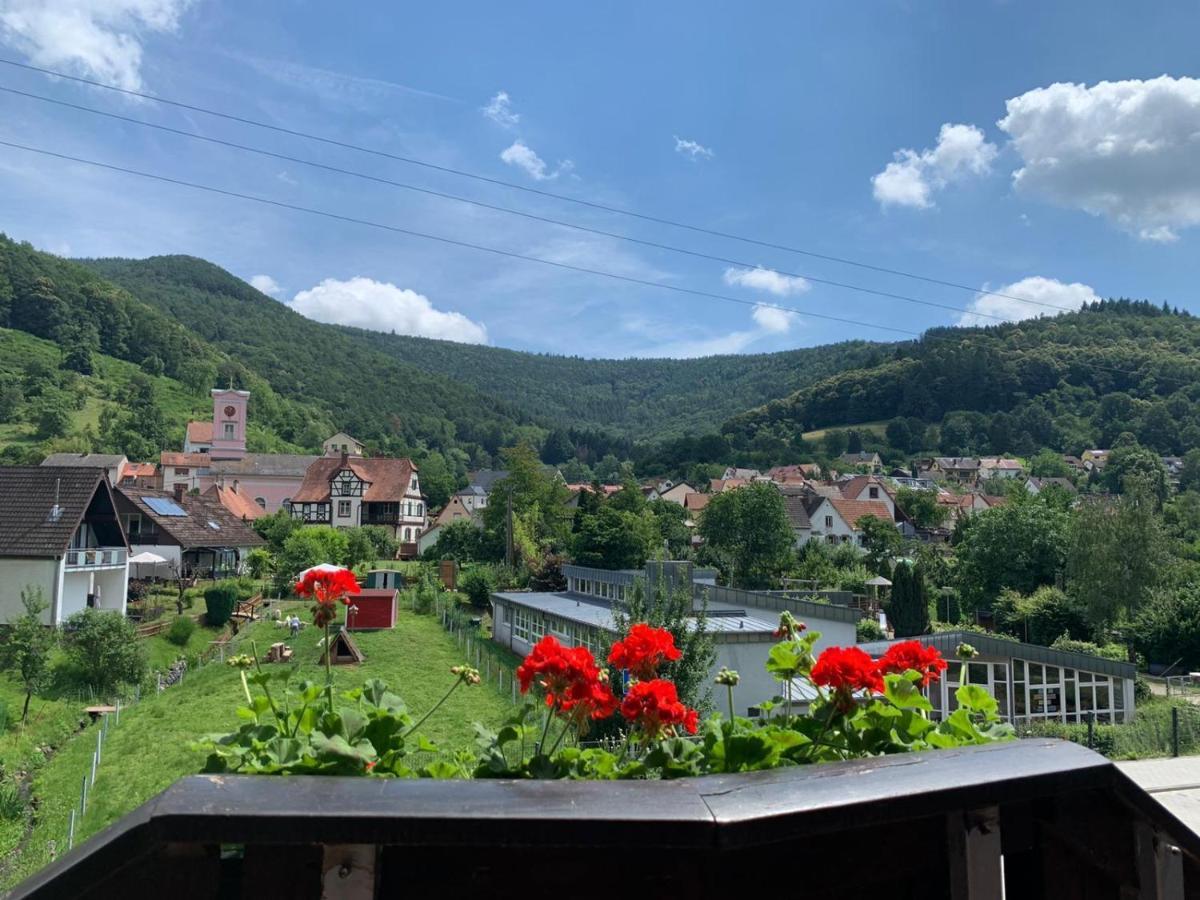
[432,598,524,708]
[1018,702,1200,760]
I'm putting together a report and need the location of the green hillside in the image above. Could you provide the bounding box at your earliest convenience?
[723,300,1200,460]
[79,254,889,442]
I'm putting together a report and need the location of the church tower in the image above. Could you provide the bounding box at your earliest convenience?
[209,389,249,460]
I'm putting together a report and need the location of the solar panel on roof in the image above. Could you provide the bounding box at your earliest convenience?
[144,497,187,517]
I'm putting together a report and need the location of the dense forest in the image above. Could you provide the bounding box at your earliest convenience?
[723,301,1200,463]
[7,232,1200,483]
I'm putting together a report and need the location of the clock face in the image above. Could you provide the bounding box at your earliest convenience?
[224,405,236,417]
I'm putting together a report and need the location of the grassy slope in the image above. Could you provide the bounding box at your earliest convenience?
[0,328,200,453]
[2,606,515,888]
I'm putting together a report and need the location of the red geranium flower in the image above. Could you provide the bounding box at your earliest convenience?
[294,567,361,629]
[811,646,885,695]
[608,623,681,680]
[516,636,616,720]
[619,679,699,739]
[878,641,948,687]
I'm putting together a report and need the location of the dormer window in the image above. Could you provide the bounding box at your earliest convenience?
[869,487,879,499]
[410,477,418,491]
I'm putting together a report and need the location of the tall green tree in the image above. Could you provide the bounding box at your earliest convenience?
[954,496,1070,613]
[888,561,929,638]
[895,487,948,528]
[0,587,57,721]
[572,505,657,570]
[697,483,792,588]
[1066,478,1168,628]
[1104,437,1169,506]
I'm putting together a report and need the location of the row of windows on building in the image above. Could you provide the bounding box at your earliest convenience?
[929,659,1127,725]
[566,575,630,603]
[502,604,604,654]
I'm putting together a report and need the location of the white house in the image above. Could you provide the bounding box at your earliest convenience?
[291,454,427,553]
[0,467,130,625]
[979,457,1024,480]
[802,496,895,547]
[40,453,129,486]
[323,432,366,457]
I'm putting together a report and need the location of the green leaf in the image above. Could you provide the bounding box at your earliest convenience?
[421,761,460,779]
[955,684,998,718]
[883,673,933,711]
[417,735,439,753]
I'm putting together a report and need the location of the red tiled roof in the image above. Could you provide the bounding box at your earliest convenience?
[684,492,710,513]
[709,478,748,493]
[565,483,622,495]
[826,498,894,530]
[123,462,157,478]
[292,456,419,503]
[160,451,212,467]
[186,421,213,444]
[840,475,894,502]
[204,484,265,521]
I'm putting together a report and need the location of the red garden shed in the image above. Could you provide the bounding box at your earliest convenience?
[348,588,398,630]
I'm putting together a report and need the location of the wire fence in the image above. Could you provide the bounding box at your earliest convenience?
[432,598,524,708]
[1019,703,1200,760]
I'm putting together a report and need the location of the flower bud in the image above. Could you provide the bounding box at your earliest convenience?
[773,610,807,639]
[955,642,979,661]
[715,666,740,687]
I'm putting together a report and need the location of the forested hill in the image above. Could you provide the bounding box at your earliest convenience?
[80,254,888,441]
[723,300,1200,458]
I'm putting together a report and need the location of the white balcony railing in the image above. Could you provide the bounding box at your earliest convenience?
[64,548,127,569]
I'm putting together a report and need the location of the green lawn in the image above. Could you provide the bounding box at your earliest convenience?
[0,606,518,889]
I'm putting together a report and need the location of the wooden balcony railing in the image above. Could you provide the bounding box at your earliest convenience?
[10,739,1199,899]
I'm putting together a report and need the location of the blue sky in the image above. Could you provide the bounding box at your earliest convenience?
[1,1,1199,357]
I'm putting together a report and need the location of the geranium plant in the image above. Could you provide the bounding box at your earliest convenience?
[293,565,361,713]
[199,613,1012,780]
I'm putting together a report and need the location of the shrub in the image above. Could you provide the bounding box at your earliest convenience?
[856,618,886,642]
[993,586,1089,646]
[0,781,21,821]
[459,567,497,610]
[1050,633,1128,662]
[204,583,239,627]
[60,609,146,694]
[167,616,197,647]
[245,548,273,580]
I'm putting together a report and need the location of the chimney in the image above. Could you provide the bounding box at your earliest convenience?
[174,483,185,501]
[341,450,349,466]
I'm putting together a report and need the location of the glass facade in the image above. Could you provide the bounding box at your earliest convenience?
[503,601,604,654]
[930,656,1126,725]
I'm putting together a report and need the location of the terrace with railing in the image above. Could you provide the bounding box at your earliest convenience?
[64,547,127,570]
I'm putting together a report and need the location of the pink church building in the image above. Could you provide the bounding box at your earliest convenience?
[163,390,317,516]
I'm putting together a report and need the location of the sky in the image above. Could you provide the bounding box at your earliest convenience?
[0,1,1198,358]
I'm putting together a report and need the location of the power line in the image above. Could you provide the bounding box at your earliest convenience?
[0,84,1023,323]
[0,55,1080,314]
[0,138,921,337]
[3,137,1189,391]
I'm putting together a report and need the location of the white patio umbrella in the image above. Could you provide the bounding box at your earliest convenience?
[128,550,168,578]
[296,563,351,579]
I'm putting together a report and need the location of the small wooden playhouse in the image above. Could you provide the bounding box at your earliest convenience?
[348,588,398,630]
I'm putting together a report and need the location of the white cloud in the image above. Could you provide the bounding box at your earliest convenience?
[500,140,573,181]
[482,91,520,128]
[957,276,1100,327]
[248,274,281,296]
[0,0,193,90]
[723,266,811,297]
[872,123,998,209]
[751,304,792,333]
[290,277,488,344]
[647,305,795,358]
[674,136,713,160]
[998,76,1200,241]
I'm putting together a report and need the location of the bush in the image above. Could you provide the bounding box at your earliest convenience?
[204,583,239,627]
[166,616,197,647]
[459,567,497,610]
[61,609,147,694]
[1130,584,1200,669]
[1050,633,1128,662]
[856,618,886,642]
[993,586,1089,646]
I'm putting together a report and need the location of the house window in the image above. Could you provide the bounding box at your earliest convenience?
[124,514,141,539]
[403,527,412,541]
[530,615,546,640]
[174,468,189,476]
[825,515,833,528]
[337,500,352,518]
[417,503,424,517]
[223,423,235,439]
[869,487,879,499]
[255,497,266,509]
[411,477,418,490]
